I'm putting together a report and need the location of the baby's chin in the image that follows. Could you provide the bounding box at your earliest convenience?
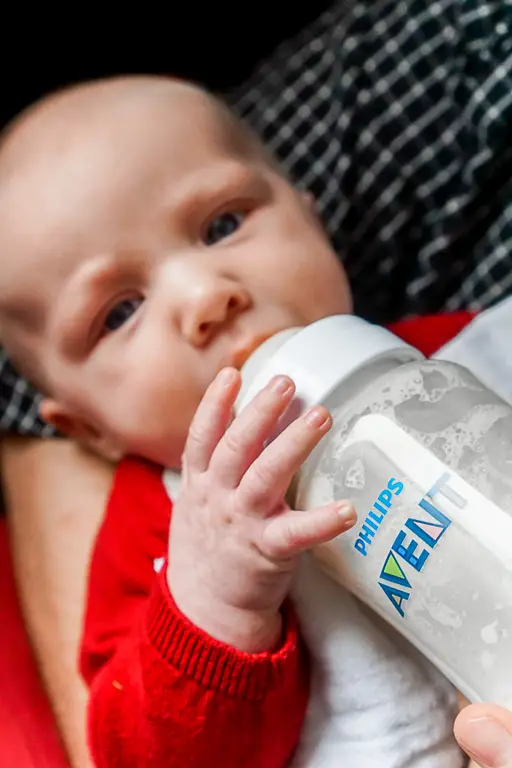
[140,437,187,473]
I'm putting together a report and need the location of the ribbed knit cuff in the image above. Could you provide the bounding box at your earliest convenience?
[146,568,300,700]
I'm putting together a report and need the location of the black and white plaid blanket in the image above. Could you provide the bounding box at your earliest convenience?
[2,0,512,435]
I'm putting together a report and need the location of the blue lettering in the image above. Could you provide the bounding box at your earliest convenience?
[376,473,455,620]
[418,496,452,530]
[353,476,403,553]
[379,552,412,589]
[379,582,410,617]
[405,518,447,549]
[392,530,430,572]
[374,501,388,515]
[427,472,466,509]
[360,524,376,545]
[354,538,367,556]
[388,477,404,496]
[378,489,393,508]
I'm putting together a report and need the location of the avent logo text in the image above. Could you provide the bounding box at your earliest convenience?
[354,472,466,618]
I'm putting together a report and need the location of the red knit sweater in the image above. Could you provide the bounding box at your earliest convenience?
[80,312,474,767]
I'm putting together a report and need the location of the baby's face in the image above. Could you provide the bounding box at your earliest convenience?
[0,80,351,468]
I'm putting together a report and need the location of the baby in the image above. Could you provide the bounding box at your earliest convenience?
[0,76,463,766]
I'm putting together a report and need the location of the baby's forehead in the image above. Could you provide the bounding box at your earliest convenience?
[0,80,262,322]
[2,79,252,176]
[0,80,256,236]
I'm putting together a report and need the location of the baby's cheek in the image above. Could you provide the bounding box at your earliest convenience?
[115,379,193,467]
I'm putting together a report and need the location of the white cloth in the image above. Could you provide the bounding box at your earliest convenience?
[289,558,462,767]
[436,296,512,402]
[164,300,512,767]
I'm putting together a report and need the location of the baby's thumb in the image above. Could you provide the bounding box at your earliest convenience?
[455,703,512,767]
[261,501,356,559]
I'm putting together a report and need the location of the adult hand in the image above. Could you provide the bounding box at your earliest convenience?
[455,703,512,767]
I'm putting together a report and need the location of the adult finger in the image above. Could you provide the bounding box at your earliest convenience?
[454,703,512,768]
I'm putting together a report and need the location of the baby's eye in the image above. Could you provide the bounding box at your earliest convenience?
[104,297,144,333]
[204,211,245,246]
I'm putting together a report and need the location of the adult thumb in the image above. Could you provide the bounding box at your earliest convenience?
[455,703,512,767]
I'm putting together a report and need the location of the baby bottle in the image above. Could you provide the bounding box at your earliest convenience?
[237,315,512,707]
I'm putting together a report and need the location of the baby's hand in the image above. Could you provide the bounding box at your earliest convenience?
[167,368,356,652]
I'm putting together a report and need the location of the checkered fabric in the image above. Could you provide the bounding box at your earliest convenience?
[2,0,512,435]
[229,0,512,321]
[0,355,52,435]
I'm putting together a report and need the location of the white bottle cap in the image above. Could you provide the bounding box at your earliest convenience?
[236,327,302,405]
[236,314,423,412]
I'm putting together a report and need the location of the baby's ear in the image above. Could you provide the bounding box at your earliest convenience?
[39,399,124,462]
[300,190,325,230]
[301,190,316,209]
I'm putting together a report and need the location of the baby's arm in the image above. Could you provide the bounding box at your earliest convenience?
[81,458,309,767]
[81,370,355,767]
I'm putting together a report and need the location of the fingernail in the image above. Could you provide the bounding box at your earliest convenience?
[270,375,293,395]
[305,406,331,429]
[460,718,512,767]
[336,501,357,525]
[218,368,237,387]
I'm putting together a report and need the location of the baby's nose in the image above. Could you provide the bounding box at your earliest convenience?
[183,279,251,347]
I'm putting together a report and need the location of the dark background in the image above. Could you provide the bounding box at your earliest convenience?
[0,6,331,129]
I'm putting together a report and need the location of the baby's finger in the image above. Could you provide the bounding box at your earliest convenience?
[184,368,240,473]
[209,375,295,487]
[261,501,356,560]
[238,405,332,511]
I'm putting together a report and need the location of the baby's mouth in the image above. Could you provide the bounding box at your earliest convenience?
[231,333,278,370]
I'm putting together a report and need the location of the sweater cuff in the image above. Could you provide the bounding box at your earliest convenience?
[146,568,301,700]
